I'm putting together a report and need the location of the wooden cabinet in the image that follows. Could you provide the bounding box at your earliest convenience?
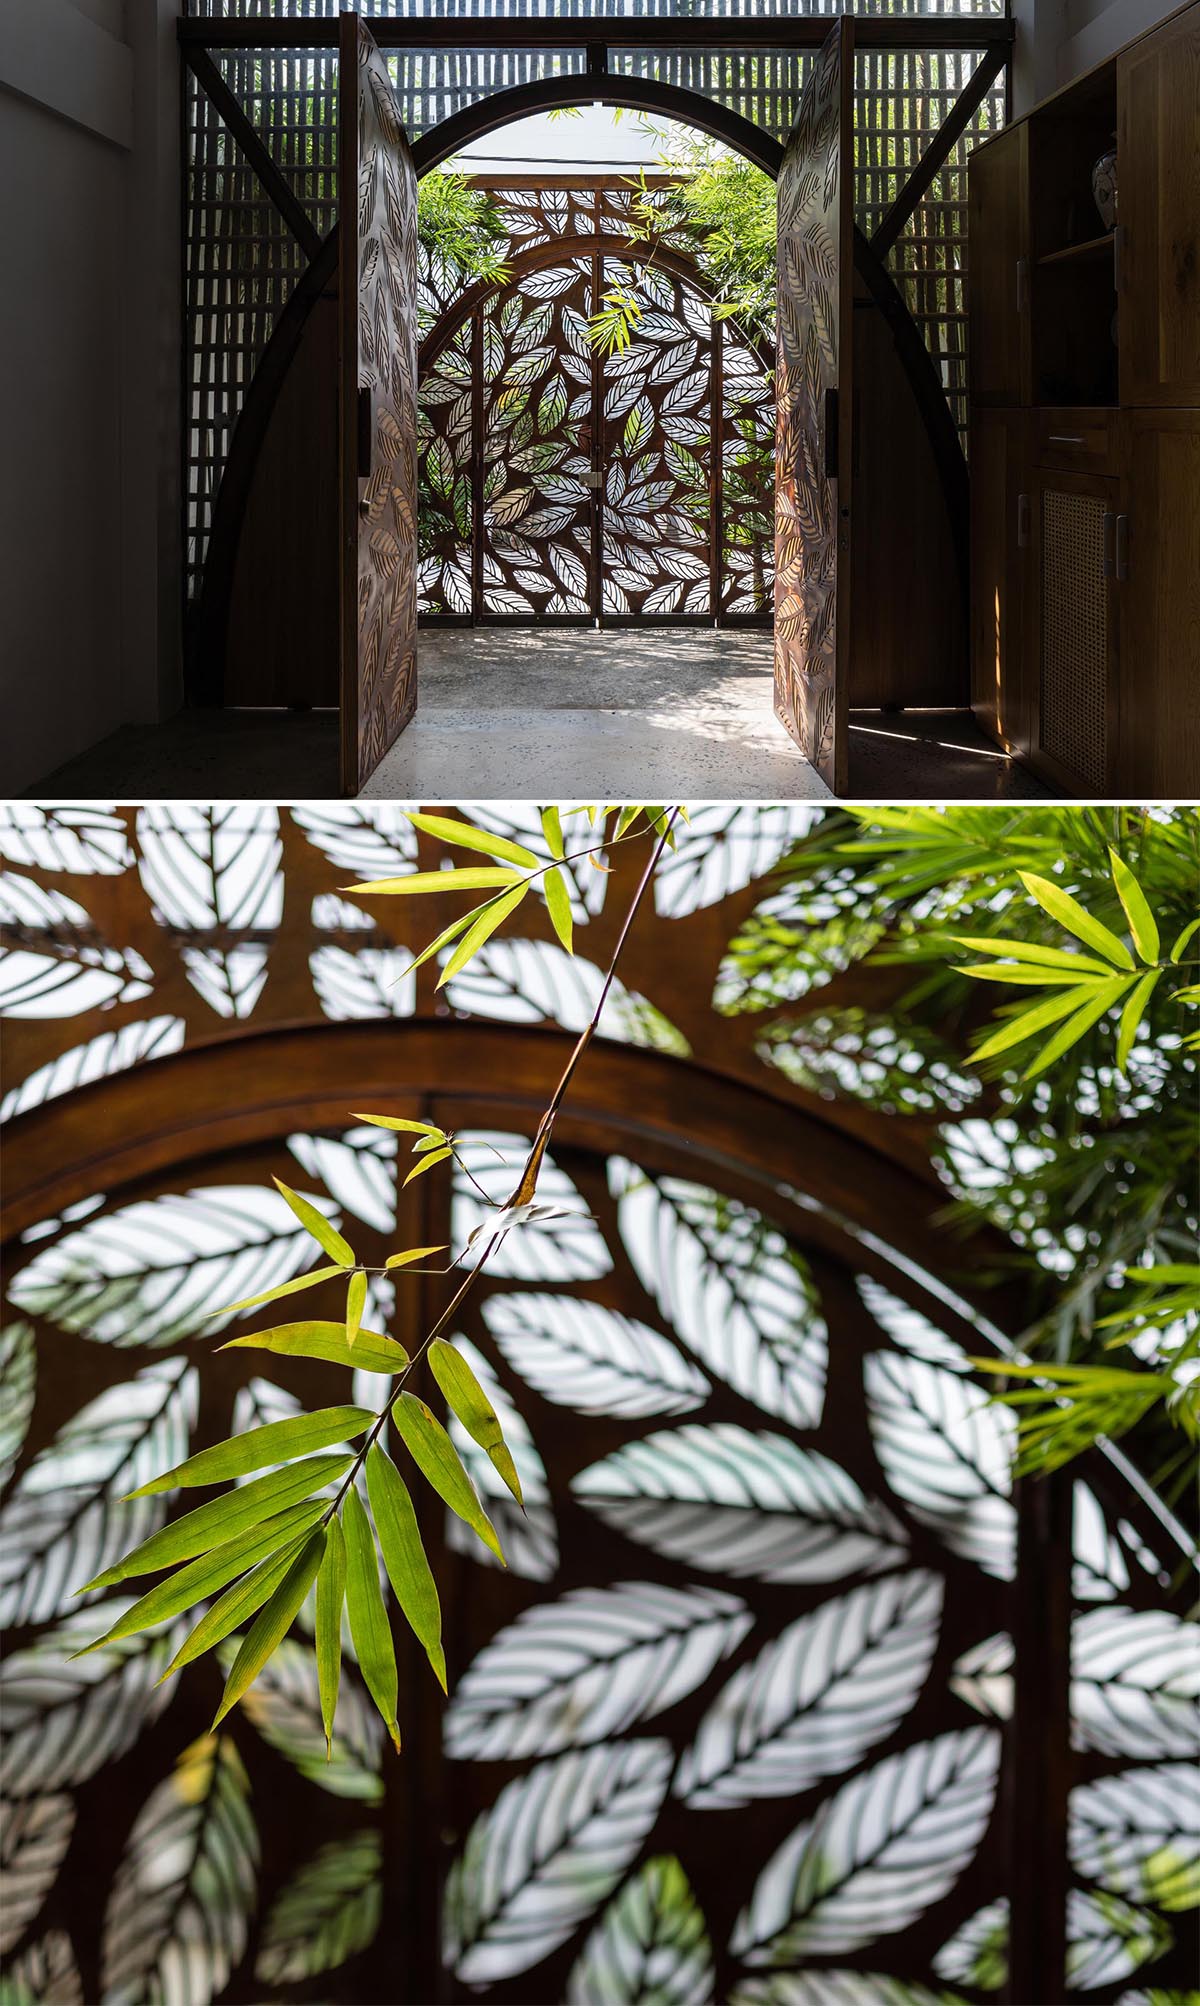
[968,124,1031,407]
[967,0,1199,796]
[1117,8,1200,405]
[1116,411,1200,791]
[970,409,1032,754]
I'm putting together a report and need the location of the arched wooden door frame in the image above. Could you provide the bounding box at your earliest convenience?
[192,75,966,705]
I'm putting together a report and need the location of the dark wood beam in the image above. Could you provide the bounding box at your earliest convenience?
[184,44,324,263]
[180,14,1014,53]
[870,41,1008,262]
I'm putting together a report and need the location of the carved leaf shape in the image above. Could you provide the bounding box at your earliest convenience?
[483,1291,709,1420]
[1072,1607,1200,1760]
[0,805,132,876]
[0,1016,185,1124]
[444,1741,672,1984]
[0,1797,75,1957]
[566,1855,714,2006]
[865,1351,1016,1580]
[255,1830,382,1985]
[445,1336,557,1582]
[1070,1763,1200,1911]
[0,1605,183,1796]
[445,1581,750,1761]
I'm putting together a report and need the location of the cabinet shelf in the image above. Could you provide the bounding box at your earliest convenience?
[1037,231,1115,267]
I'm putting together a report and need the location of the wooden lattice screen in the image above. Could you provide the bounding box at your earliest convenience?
[180,2,1006,611]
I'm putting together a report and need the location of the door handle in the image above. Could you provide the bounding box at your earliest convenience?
[1103,510,1116,576]
[1016,492,1030,549]
[1115,513,1130,581]
[1048,434,1085,446]
[823,387,839,479]
[357,385,373,480]
[1016,256,1030,314]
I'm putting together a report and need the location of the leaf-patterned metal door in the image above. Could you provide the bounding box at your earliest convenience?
[339,16,419,796]
[774,19,855,792]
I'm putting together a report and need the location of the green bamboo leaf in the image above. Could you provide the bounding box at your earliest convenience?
[1170,914,1200,962]
[428,1338,523,1507]
[211,1265,346,1319]
[79,1454,353,1592]
[406,812,538,870]
[1017,872,1136,970]
[950,936,1115,974]
[971,983,1104,1064]
[543,867,574,955]
[365,1446,446,1691]
[1108,849,1160,964]
[273,1179,356,1266]
[955,964,1113,987]
[73,1501,327,1655]
[350,1113,446,1141]
[384,1245,449,1271]
[393,1392,504,1564]
[342,1487,400,1751]
[220,1321,408,1375]
[1023,976,1132,1078]
[126,1408,374,1498]
[213,1528,327,1726]
[1115,968,1161,1073]
[399,906,478,980]
[402,1146,453,1186]
[614,806,645,839]
[345,867,524,897]
[160,1532,315,1680]
[316,1516,347,1757]
[346,1272,367,1349]
[541,806,565,860]
[437,883,529,987]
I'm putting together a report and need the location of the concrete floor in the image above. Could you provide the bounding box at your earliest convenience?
[24,628,1048,801]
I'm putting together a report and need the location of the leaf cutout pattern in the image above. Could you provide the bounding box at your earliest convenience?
[311,944,417,1021]
[676,1570,943,1809]
[443,937,690,1057]
[0,805,132,876]
[0,1929,84,2005]
[948,1632,1013,1722]
[483,1291,710,1419]
[0,1016,185,1125]
[731,1976,969,2006]
[0,1360,196,1627]
[0,1798,75,1956]
[612,1158,828,1428]
[573,1424,907,1583]
[731,1728,1000,1962]
[1070,1763,1200,1911]
[1074,1479,1132,1603]
[444,1336,557,1581]
[1072,1608,1200,1760]
[136,806,283,1019]
[0,877,152,1019]
[101,1734,258,2006]
[9,1184,342,1348]
[864,1351,1017,1580]
[856,1274,971,1372]
[0,1607,183,1796]
[228,1637,383,1803]
[289,1126,397,1236]
[566,1855,714,2006]
[446,1581,750,1761]
[933,1895,1010,1991]
[291,803,418,880]
[444,1740,673,1985]
[255,1829,383,1985]
[453,1131,611,1283]
[0,1321,35,1489]
[653,808,814,919]
[1066,1889,1174,1991]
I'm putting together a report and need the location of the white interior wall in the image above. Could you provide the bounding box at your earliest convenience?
[0,0,181,797]
[1011,0,1180,110]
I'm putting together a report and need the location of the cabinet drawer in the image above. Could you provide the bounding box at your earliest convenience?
[1034,409,1117,474]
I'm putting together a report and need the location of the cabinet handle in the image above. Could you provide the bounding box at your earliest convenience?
[1103,510,1116,577]
[1115,513,1130,581]
[1016,492,1030,548]
[1048,434,1085,445]
[1016,256,1030,313]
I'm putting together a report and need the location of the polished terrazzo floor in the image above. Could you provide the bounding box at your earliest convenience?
[26,630,1049,801]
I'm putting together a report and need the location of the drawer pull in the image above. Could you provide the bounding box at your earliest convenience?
[1048,434,1085,445]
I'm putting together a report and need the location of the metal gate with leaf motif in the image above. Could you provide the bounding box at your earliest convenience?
[417,211,774,626]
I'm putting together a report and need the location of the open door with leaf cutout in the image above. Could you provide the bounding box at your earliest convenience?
[339,14,420,796]
[774,19,855,794]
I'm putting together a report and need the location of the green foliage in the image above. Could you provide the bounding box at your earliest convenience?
[71,806,680,1750]
[417,170,509,286]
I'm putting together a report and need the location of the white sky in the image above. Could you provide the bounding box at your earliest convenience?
[451,105,698,173]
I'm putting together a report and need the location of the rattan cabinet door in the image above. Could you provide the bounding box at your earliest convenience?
[339,15,420,795]
[1030,466,1118,794]
[774,18,855,793]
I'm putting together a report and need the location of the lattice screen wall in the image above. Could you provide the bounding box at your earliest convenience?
[181,4,1006,606]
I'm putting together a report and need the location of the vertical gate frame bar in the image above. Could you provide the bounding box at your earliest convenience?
[590,248,604,627]
[471,308,484,624]
[1006,1467,1072,2003]
[710,317,723,626]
